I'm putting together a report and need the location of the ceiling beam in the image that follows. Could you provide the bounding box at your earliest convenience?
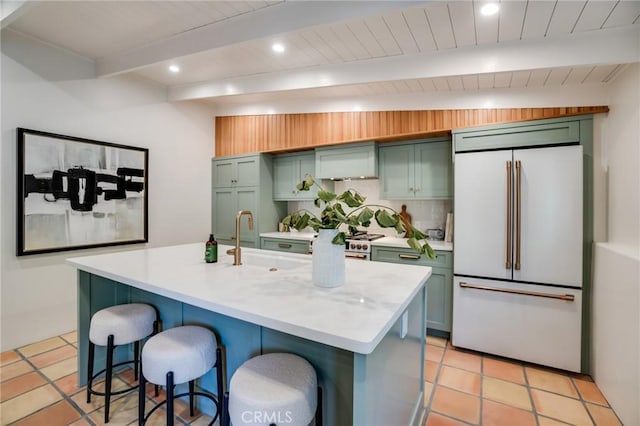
[169,25,640,102]
[1,0,34,29]
[96,0,422,77]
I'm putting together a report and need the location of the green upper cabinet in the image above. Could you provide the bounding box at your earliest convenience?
[379,138,452,200]
[212,155,259,188]
[315,142,377,179]
[453,118,581,152]
[273,151,318,201]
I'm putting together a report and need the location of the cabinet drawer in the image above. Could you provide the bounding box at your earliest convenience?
[452,276,581,372]
[260,238,310,254]
[371,246,452,269]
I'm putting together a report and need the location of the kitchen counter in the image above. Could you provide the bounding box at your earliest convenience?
[372,236,453,252]
[260,231,316,241]
[68,243,430,425]
[68,243,430,353]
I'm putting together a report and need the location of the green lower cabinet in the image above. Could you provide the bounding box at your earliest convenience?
[260,237,311,254]
[371,246,452,335]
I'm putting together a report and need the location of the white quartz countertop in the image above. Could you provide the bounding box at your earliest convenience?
[259,232,316,242]
[67,243,431,354]
[372,237,453,252]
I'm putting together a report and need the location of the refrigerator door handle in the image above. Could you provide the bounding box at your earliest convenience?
[515,160,522,270]
[459,282,575,301]
[506,161,512,269]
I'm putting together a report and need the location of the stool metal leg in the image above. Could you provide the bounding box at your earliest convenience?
[216,347,224,420]
[222,392,230,426]
[166,371,174,426]
[86,341,95,403]
[134,340,140,381]
[189,380,195,417]
[104,334,115,423]
[138,362,146,426]
[316,386,323,426]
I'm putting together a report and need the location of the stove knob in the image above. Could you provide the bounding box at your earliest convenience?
[362,244,368,250]
[356,244,362,250]
[350,243,356,250]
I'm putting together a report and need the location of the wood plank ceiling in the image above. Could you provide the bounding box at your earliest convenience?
[5,1,639,103]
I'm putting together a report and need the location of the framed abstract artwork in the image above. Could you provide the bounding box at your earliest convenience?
[17,128,149,255]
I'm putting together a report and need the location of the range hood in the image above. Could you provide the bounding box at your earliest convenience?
[315,142,378,180]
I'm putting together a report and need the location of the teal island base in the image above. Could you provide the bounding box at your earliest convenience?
[77,271,427,426]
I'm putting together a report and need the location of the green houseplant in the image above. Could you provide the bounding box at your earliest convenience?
[282,176,436,259]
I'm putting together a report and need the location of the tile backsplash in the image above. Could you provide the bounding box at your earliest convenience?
[287,179,452,237]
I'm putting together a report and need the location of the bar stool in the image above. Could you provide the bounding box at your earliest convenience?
[223,353,321,426]
[138,325,224,425]
[87,303,158,423]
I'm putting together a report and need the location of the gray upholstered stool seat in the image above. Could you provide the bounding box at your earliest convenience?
[141,325,216,385]
[228,353,318,426]
[89,303,156,346]
[138,325,223,426]
[87,303,157,423]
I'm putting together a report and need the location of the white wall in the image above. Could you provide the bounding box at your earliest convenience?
[1,30,215,351]
[591,63,640,426]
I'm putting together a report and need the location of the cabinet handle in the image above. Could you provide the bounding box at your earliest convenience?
[346,254,368,259]
[459,282,574,301]
[230,236,236,240]
[409,187,413,192]
[506,161,512,269]
[399,254,420,260]
[278,243,292,249]
[515,160,522,270]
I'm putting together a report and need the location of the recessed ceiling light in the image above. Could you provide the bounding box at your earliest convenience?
[271,43,285,53]
[480,3,499,16]
[169,64,180,73]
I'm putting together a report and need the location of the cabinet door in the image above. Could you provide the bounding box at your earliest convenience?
[212,159,236,188]
[235,157,259,187]
[297,153,317,200]
[212,189,236,242]
[236,188,258,247]
[379,144,415,199]
[273,156,298,200]
[415,141,452,199]
[426,267,452,332]
[513,145,583,287]
[454,150,513,280]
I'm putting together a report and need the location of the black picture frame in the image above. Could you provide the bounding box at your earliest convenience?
[17,128,149,256]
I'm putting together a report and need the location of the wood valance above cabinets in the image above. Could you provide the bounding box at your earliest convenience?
[214,106,608,157]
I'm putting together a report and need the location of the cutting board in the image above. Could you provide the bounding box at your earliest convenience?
[399,204,411,238]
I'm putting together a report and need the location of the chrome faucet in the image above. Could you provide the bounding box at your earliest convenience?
[228,210,253,265]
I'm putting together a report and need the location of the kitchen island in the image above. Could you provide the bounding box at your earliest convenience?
[67,243,431,425]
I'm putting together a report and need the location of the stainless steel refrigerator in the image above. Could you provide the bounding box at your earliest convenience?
[453,144,583,372]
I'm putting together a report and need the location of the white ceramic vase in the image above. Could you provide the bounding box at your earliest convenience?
[312,228,345,288]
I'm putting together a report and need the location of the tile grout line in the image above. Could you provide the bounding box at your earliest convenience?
[521,363,542,426]
[17,345,98,426]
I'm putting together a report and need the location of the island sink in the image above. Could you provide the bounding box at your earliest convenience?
[233,251,308,270]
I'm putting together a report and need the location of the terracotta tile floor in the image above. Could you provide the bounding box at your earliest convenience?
[0,331,215,425]
[0,332,624,425]
[423,335,623,426]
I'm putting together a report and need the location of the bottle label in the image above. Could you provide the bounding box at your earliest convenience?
[205,244,218,263]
